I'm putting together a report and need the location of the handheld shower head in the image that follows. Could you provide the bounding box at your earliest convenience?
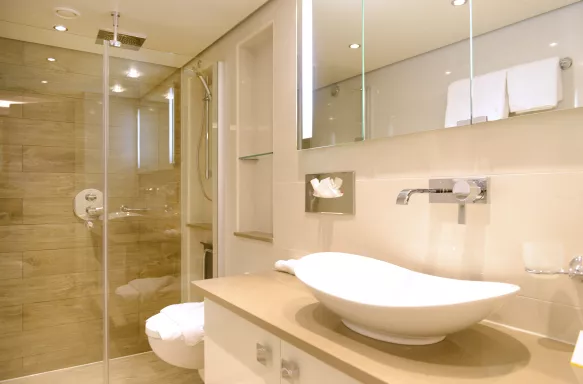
[185,66,212,100]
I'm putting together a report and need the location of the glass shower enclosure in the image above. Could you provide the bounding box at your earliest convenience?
[0,11,213,384]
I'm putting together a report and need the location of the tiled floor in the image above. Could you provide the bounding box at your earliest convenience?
[0,352,203,384]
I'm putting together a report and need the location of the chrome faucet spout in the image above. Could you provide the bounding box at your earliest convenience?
[396,188,451,205]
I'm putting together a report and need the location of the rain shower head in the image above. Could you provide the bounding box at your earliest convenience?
[95,29,146,50]
[96,12,146,51]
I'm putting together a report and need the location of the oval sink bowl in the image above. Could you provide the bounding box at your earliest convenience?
[294,252,520,345]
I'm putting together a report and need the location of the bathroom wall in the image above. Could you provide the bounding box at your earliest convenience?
[0,37,179,380]
[194,0,583,346]
[314,2,583,141]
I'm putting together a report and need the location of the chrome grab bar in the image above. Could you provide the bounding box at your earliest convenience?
[120,205,151,213]
[525,256,583,281]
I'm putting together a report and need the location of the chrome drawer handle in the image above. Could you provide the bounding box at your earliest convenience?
[281,360,299,380]
[256,343,271,366]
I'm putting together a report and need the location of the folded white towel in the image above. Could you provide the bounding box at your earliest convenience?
[274,259,298,275]
[146,313,182,341]
[507,57,563,114]
[161,303,205,346]
[472,70,509,123]
[115,276,178,302]
[445,78,471,128]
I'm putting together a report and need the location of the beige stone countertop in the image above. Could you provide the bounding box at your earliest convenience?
[192,272,578,384]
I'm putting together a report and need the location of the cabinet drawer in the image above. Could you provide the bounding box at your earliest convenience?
[205,299,281,384]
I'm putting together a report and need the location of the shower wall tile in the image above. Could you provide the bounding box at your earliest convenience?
[0,172,75,198]
[21,94,76,123]
[0,278,24,307]
[22,247,100,277]
[0,305,22,335]
[23,294,138,331]
[0,145,22,172]
[0,198,23,226]
[0,117,75,147]
[0,252,22,280]
[22,197,75,224]
[0,358,22,381]
[22,146,75,173]
[0,38,23,65]
[21,345,102,378]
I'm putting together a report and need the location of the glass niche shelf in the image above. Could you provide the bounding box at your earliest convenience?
[238,151,273,161]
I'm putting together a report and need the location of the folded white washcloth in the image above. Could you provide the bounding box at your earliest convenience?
[274,259,298,275]
[146,313,182,341]
[161,303,205,346]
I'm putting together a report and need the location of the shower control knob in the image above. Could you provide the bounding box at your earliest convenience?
[452,180,485,203]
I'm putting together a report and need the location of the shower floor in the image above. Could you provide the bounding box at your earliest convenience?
[0,352,203,384]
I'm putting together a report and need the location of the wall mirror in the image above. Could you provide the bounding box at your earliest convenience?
[298,0,582,150]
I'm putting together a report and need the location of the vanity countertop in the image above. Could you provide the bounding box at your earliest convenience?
[192,272,577,384]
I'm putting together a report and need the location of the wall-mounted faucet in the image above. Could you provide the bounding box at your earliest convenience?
[396,188,451,205]
[396,178,488,224]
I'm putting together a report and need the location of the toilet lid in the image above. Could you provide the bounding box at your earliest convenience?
[145,302,204,340]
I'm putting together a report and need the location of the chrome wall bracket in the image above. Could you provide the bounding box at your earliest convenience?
[525,256,583,282]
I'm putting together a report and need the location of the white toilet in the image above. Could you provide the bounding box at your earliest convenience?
[145,302,205,380]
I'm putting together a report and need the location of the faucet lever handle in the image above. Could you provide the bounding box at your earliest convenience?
[452,180,484,203]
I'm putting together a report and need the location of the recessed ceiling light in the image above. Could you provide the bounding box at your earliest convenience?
[349,43,360,49]
[53,25,68,32]
[41,80,48,84]
[111,84,125,93]
[47,57,56,62]
[451,0,467,6]
[549,42,558,47]
[126,68,141,78]
[54,7,80,20]
[445,71,452,75]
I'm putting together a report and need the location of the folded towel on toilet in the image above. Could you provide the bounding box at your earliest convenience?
[161,303,205,346]
[274,259,298,275]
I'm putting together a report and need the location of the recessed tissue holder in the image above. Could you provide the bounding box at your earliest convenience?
[305,172,355,214]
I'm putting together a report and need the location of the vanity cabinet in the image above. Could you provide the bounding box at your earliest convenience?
[205,299,360,384]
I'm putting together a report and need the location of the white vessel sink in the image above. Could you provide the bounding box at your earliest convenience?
[294,252,520,345]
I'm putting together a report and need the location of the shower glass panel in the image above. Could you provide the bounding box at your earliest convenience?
[0,37,106,382]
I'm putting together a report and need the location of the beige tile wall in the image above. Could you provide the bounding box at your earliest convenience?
[192,0,583,346]
[0,37,180,380]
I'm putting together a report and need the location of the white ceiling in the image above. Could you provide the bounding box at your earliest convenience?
[0,0,269,67]
[314,0,580,88]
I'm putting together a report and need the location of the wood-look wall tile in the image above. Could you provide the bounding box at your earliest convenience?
[20,271,101,304]
[0,358,23,381]
[0,145,22,172]
[76,173,136,198]
[75,149,136,174]
[0,117,75,147]
[23,146,75,173]
[20,319,102,357]
[0,172,75,198]
[0,305,22,335]
[22,247,99,278]
[0,38,23,65]
[21,345,101,378]
[0,278,24,307]
[23,294,137,330]
[0,330,22,362]
[0,252,22,280]
[0,223,88,245]
[21,95,75,123]
[23,197,75,224]
[0,198,23,226]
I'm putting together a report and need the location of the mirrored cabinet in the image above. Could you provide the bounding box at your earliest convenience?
[297,0,583,150]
